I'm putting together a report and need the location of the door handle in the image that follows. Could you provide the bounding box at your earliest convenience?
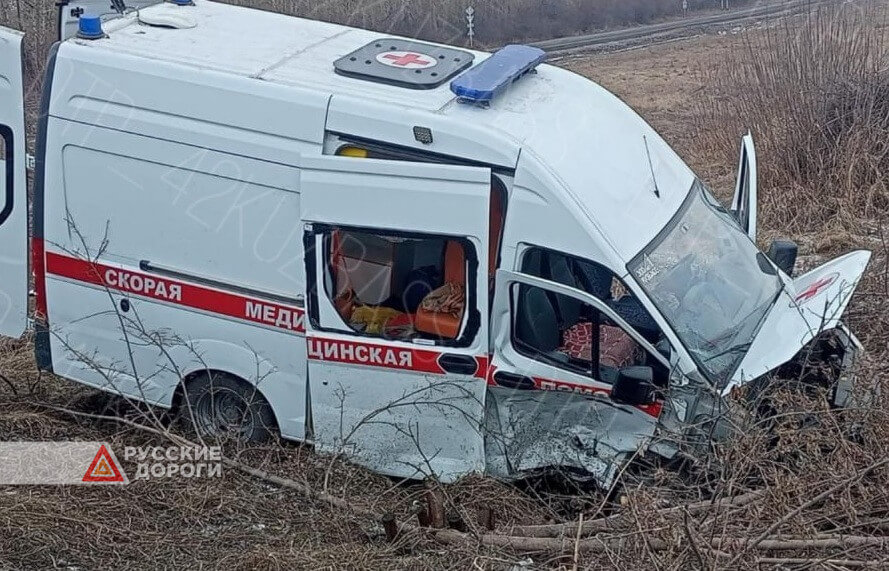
[437,353,479,376]
[493,371,535,390]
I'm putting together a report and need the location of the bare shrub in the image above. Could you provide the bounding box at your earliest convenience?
[222,0,710,45]
[696,1,889,234]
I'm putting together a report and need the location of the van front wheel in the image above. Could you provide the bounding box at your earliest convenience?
[179,373,276,443]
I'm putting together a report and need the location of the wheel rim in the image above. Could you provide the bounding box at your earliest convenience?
[193,387,255,438]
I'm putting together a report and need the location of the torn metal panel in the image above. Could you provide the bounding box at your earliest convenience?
[484,386,658,488]
[831,323,863,408]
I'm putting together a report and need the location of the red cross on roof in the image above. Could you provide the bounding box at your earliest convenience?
[382,52,433,67]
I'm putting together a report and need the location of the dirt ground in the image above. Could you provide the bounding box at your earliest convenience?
[1,15,887,571]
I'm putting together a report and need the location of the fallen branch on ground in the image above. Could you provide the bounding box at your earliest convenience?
[756,557,889,568]
[511,490,764,538]
[40,403,889,561]
[430,529,889,554]
[0,373,18,395]
[725,457,889,567]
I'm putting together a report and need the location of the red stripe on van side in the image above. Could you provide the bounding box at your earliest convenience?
[308,336,446,375]
[45,252,305,334]
[307,336,490,380]
[46,252,493,379]
[32,238,48,320]
[475,354,492,383]
[531,376,663,418]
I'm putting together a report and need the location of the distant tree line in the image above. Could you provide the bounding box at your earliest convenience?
[0,0,759,91]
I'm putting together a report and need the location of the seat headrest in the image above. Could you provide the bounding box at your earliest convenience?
[547,254,582,327]
[516,286,560,353]
[576,262,613,301]
[444,241,465,284]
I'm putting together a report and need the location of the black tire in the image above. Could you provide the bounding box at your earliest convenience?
[179,372,276,443]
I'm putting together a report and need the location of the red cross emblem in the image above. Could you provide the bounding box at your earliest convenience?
[794,272,839,304]
[376,51,437,69]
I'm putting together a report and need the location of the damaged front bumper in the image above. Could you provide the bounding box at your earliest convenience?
[828,323,863,408]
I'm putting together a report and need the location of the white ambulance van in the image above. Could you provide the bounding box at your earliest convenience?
[0,0,871,486]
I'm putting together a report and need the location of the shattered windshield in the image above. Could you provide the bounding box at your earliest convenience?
[628,180,782,385]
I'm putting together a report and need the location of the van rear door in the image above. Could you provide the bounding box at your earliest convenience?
[0,27,27,338]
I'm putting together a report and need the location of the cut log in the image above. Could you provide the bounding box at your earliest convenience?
[511,490,764,538]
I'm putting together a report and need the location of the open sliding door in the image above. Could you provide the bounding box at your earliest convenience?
[299,155,491,482]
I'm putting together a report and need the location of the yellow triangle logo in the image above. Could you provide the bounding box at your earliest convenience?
[91,457,114,478]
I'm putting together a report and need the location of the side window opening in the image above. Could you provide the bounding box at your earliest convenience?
[521,248,661,343]
[513,283,652,383]
[332,141,509,303]
[324,227,473,342]
[517,248,669,386]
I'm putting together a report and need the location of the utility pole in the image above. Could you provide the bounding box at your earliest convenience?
[466,6,475,48]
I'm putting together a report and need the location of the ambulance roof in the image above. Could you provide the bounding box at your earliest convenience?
[71,0,695,261]
[88,1,463,111]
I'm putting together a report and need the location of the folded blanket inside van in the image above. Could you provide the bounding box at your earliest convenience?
[420,282,465,318]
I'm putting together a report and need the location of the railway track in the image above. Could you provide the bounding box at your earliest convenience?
[530,0,830,54]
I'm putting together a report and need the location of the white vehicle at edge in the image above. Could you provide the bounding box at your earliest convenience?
[0,0,870,488]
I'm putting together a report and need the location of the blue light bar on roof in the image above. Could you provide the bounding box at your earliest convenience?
[450,45,547,106]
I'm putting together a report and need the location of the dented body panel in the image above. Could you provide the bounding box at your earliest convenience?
[485,387,659,487]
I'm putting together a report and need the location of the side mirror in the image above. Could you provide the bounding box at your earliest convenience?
[611,366,657,406]
[767,239,798,277]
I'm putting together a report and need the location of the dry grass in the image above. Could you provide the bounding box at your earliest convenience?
[695,1,889,236]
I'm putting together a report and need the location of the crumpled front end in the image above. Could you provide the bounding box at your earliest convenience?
[830,324,864,408]
[483,386,659,489]
[767,323,865,408]
[653,323,868,465]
